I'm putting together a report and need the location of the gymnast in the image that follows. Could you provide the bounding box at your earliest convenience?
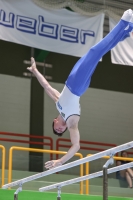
[27,9,133,170]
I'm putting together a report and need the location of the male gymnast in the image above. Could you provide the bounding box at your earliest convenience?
[27,9,133,170]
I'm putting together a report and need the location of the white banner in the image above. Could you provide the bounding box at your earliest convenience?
[109,17,133,66]
[0,0,104,57]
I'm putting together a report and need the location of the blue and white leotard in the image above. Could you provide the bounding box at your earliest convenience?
[56,10,133,120]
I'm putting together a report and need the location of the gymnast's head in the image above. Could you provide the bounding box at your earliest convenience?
[52,117,67,137]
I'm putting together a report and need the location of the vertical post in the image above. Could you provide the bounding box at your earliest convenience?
[57,187,61,200]
[1,146,5,187]
[103,157,114,200]
[14,193,18,200]
[103,166,108,200]
[43,61,45,137]
[14,186,22,200]
[23,51,52,171]
[29,48,44,172]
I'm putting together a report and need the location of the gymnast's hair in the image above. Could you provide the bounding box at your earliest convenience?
[52,119,67,137]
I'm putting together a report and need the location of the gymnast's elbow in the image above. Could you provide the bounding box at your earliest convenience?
[74,143,80,152]
[78,145,80,152]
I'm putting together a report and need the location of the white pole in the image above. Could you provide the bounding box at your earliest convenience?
[39,162,133,192]
[2,141,133,189]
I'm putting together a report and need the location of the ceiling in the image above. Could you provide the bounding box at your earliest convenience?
[82,0,133,36]
[32,0,133,16]
[78,0,133,15]
[32,0,133,36]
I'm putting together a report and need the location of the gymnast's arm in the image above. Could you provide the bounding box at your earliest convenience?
[58,116,80,164]
[45,117,80,169]
[27,57,60,102]
[60,125,80,164]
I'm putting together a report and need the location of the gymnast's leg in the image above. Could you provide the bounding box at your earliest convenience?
[66,9,133,96]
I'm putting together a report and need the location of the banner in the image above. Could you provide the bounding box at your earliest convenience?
[0,0,104,57]
[109,17,133,66]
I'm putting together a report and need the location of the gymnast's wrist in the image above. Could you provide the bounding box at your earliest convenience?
[59,158,63,165]
[32,67,38,74]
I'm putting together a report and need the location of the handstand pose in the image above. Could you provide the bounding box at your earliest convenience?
[27,9,133,170]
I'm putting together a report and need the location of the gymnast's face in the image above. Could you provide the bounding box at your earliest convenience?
[53,118,67,134]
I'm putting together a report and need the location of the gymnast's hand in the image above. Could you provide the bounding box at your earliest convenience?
[45,160,62,170]
[27,57,37,73]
